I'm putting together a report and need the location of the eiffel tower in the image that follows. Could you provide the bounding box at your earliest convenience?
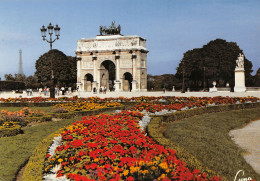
[18,49,24,75]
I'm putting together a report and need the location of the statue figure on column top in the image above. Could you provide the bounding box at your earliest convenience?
[236,53,244,69]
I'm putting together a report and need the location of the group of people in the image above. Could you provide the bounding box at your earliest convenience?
[93,87,107,94]
[26,88,33,96]
[38,87,73,96]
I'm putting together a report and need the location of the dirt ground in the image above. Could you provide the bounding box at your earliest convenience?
[229,120,260,175]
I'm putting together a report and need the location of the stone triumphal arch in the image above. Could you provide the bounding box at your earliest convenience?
[75,22,148,92]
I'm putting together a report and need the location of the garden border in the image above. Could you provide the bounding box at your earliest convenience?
[147,102,260,180]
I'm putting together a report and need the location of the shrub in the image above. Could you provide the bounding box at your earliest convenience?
[23,132,60,181]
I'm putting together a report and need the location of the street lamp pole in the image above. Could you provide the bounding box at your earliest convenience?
[181,59,185,93]
[40,23,60,98]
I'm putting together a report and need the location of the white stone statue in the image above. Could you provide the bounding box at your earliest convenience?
[236,53,244,69]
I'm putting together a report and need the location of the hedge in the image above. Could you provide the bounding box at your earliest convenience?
[0,102,59,107]
[0,125,22,137]
[156,102,260,123]
[22,131,60,181]
[26,115,52,123]
[147,102,260,181]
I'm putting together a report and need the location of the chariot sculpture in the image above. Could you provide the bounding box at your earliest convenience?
[99,21,121,35]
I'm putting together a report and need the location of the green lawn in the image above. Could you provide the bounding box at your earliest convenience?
[0,116,81,181]
[164,108,260,180]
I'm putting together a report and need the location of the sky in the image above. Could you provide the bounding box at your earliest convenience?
[0,0,260,79]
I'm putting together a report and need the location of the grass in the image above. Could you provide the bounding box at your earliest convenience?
[0,116,81,181]
[164,108,260,180]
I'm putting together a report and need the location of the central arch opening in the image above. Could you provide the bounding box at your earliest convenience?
[100,60,115,91]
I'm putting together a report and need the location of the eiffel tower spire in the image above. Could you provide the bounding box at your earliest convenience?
[18,49,24,75]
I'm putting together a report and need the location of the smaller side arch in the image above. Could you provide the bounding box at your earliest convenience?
[84,73,93,91]
[123,72,133,91]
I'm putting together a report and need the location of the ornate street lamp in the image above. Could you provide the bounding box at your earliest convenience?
[181,59,185,93]
[40,23,61,98]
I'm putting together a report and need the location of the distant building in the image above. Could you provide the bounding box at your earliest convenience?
[18,49,24,75]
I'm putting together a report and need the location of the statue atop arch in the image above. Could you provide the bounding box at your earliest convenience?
[99,21,121,36]
[236,53,244,70]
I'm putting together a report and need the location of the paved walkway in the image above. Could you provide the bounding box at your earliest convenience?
[0,91,260,98]
[229,120,260,175]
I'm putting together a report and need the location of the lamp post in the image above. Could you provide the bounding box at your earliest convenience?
[181,59,185,93]
[40,23,60,98]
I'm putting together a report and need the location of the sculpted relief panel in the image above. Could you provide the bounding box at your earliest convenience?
[120,58,132,68]
[78,37,145,51]
[82,59,93,69]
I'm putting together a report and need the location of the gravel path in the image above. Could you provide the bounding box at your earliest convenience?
[1,90,260,98]
[229,120,260,175]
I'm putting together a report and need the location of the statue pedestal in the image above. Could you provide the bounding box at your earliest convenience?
[234,69,246,92]
[114,81,121,92]
[132,80,138,92]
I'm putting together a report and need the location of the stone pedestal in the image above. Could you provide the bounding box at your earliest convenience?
[114,81,121,92]
[132,80,138,92]
[234,69,246,92]
[209,81,217,92]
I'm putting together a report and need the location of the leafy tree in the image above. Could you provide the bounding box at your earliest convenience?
[35,49,76,87]
[253,68,260,86]
[147,74,180,91]
[25,75,40,89]
[14,73,26,82]
[4,74,15,81]
[67,56,77,87]
[176,39,253,89]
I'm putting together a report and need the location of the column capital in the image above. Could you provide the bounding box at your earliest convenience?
[92,55,97,60]
[132,53,137,59]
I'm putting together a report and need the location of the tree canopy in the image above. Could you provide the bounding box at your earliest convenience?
[35,49,76,87]
[175,39,253,89]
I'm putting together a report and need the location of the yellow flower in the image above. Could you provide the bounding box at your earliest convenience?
[151,166,156,171]
[94,158,99,162]
[159,162,168,170]
[141,170,149,175]
[139,160,144,166]
[58,158,63,163]
[123,170,129,176]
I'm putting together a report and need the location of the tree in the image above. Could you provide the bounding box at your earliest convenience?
[25,75,40,89]
[35,49,76,87]
[253,68,260,86]
[4,74,15,81]
[67,56,77,87]
[14,73,26,82]
[176,39,254,89]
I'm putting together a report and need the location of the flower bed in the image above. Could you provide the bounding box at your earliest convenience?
[43,111,220,181]
[0,108,46,127]
[130,96,260,113]
[54,102,122,112]
[24,96,260,180]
